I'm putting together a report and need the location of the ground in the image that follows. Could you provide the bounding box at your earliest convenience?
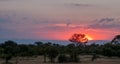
[0,55,120,64]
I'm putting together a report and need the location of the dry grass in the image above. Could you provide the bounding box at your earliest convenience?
[0,55,120,64]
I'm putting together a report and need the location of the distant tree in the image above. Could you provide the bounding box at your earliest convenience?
[35,41,43,46]
[111,35,120,44]
[18,44,30,57]
[47,47,58,63]
[2,38,120,63]
[42,42,52,63]
[0,40,18,64]
[117,50,120,57]
[66,44,80,62]
[69,33,88,46]
[102,43,116,57]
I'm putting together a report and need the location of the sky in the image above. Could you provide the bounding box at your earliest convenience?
[0,0,120,40]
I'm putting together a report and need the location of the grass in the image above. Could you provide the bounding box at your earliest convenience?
[0,55,120,64]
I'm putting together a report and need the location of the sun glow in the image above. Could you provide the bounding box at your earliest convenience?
[85,35,93,40]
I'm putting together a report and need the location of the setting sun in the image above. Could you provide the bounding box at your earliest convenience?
[85,35,93,40]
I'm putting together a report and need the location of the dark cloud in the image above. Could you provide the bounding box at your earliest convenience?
[98,18,115,23]
[71,3,90,7]
[88,18,120,29]
[65,3,93,8]
[33,20,59,24]
[43,26,67,32]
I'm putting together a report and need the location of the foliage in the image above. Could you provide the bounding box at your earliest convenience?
[69,33,88,45]
[111,35,120,44]
[0,35,120,63]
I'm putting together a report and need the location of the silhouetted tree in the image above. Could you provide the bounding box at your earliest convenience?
[0,40,18,64]
[69,33,88,46]
[42,42,52,63]
[102,43,117,57]
[47,47,58,63]
[35,41,43,46]
[66,44,80,62]
[111,35,120,44]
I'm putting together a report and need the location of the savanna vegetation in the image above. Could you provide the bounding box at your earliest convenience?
[0,34,120,64]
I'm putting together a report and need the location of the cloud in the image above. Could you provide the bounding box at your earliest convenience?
[0,11,119,40]
[65,3,93,8]
[42,23,87,33]
[71,3,90,7]
[98,18,115,23]
[88,18,120,29]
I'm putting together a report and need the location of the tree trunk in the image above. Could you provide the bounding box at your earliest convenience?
[15,57,19,64]
[5,59,9,64]
[50,57,54,63]
[44,54,47,63]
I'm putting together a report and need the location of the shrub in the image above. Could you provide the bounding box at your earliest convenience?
[58,54,69,63]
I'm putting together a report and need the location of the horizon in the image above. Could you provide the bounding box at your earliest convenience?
[0,39,110,45]
[0,0,120,41]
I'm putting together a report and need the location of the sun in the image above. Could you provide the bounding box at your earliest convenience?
[85,35,93,40]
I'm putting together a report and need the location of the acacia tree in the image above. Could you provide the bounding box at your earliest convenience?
[68,33,88,62]
[69,33,88,46]
[111,35,120,44]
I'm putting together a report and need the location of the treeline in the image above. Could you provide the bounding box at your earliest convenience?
[0,40,120,64]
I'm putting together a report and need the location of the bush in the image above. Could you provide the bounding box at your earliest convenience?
[69,54,79,62]
[58,54,69,63]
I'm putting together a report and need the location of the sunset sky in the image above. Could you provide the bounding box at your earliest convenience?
[0,0,120,40]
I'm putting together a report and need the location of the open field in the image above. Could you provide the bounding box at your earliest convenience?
[0,55,120,64]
